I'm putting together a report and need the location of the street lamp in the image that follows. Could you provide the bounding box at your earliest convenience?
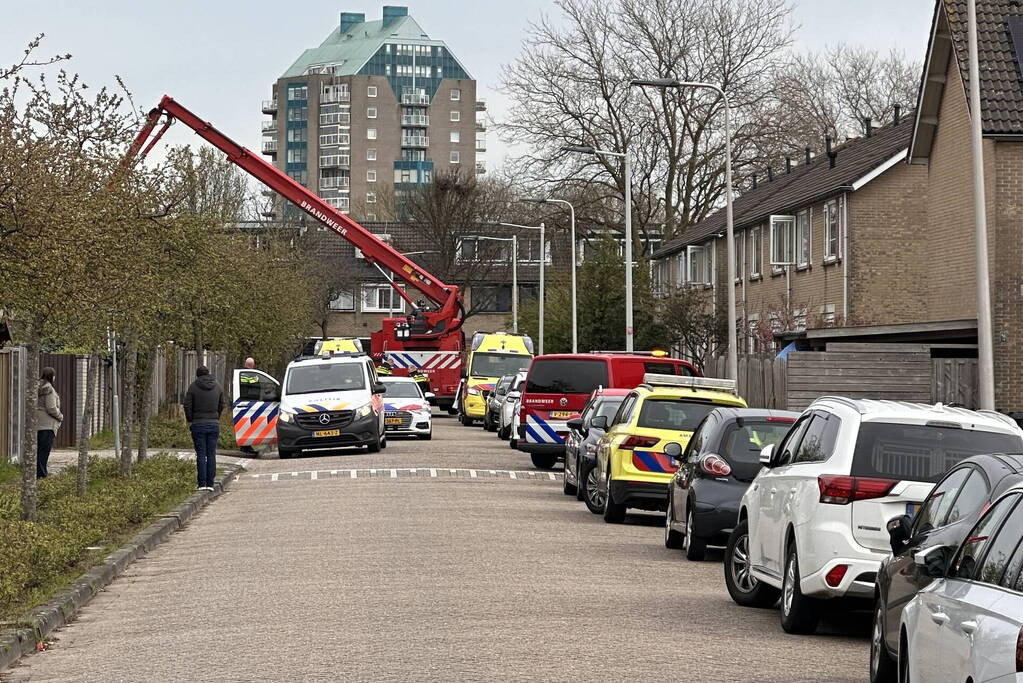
[474,235,519,333]
[631,77,738,382]
[497,222,546,354]
[521,197,578,353]
[563,145,633,352]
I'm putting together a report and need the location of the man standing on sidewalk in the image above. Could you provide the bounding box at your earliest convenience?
[183,366,224,491]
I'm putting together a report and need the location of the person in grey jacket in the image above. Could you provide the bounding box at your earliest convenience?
[183,366,224,491]
[37,367,63,478]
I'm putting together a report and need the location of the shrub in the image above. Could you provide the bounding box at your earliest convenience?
[90,412,238,451]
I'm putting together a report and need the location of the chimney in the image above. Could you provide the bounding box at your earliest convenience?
[767,166,774,182]
[893,104,902,125]
[340,11,365,34]
[751,173,757,189]
[864,117,873,137]
[382,6,408,27]
[785,156,792,174]
[805,147,812,165]
[826,136,836,169]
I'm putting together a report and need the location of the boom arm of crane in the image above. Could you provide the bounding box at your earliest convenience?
[121,95,463,338]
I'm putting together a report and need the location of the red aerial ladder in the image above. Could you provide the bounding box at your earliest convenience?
[122,95,465,409]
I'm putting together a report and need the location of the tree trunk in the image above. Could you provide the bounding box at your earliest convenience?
[137,343,159,462]
[20,315,43,522]
[76,351,99,496]
[119,337,138,475]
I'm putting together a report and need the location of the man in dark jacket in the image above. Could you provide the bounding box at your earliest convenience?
[183,366,224,491]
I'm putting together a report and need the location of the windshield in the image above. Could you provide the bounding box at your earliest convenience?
[852,422,1023,482]
[637,399,718,431]
[526,359,608,394]
[286,363,365,395]
[470,353,531,378]
[381,381,421,398]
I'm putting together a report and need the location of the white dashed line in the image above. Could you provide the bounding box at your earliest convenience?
[548,472,556,481]
[390,469,397,478]
[271,473,279,481]
[247,468,560,483]
[310,471,317,480]
[509,472,517,480]
[351,470,357,479]
[470,470,477,478]
[430,468,437,478]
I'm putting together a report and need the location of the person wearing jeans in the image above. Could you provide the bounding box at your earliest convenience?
[183,366,224,491]
[36,367,63,478]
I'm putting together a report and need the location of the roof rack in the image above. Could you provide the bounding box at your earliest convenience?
[590,350,670,357]
[641,373,737,394]
[291,351,366,362]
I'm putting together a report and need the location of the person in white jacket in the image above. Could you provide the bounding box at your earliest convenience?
[36,367,63,478]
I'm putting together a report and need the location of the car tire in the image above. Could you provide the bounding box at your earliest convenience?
[898,632,910,683]
[683,506,707,561]
[531,453,557,469]
[603,474,626,524]
[278,448,295,460]
[575,466,586,501]
[366,432,382,454]
[498,425,509,440]
[582,463,604,514]
[780,544,821,635]
[723,520,780,608]
[870,597,897,683]
[417,431,432,441]
[664,496,684,549]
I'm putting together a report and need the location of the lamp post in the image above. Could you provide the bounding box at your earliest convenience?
[522,197,577,352]
[474,236,519,333]
[497,222,545,354]
[563,145,633,352]
[631,78,737,382]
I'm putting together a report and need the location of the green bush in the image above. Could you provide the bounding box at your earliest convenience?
[90,412,238,451]
[0,455,195,621]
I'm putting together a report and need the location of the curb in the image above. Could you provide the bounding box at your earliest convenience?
[0,464,243,672]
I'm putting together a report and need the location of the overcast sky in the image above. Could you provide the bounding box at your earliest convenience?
[0,0,934,168]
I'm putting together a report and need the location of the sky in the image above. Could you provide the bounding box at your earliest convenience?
[0,0,935,169]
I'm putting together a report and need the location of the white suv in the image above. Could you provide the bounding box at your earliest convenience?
[723,397,1023,634]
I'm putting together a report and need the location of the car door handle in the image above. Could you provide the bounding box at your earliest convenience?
[960,620,978,635]
[930,612,950,626]
[770,487,778,495]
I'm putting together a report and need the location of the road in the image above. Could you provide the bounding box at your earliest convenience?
[4,415,869,682]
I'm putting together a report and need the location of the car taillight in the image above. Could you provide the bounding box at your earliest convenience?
[699,454,732,477]
[817,475,898,505]
[1016,626,1023,672]
[766,416,796,423]
[825,564,849,587]
[621,435,660,450]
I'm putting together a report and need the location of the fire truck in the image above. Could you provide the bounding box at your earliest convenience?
[120,96,464,409]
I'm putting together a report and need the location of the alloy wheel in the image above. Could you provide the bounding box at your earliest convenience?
[871,602,885,679]
[783,556,796,616]
[586,468,604,508]
[683,508,692,553]
[729,533,757,593]
[664,498,674,545]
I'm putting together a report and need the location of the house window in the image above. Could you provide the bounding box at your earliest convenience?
[457,236,511,263]
[287,169,307,186]
[287,85,308,101]
[450,151,460,164]
[769,215,796,267]
[793,308,808,331]
[367,148,377,161]
[519,237,550,265]
[367,192,377,204]
[734,231,744,283]
[450,131,460,143]
[287,128,307,142]
[361,284,405,313]
[367,107,377,119]
[286,107,308,122]
[675,253,686,286]
[367,170,377,182]
[824,199,842,262]
[796,210,811,267]
[686,245,713,285]
[366,213,377,221]
[328,290,355,311]
[450,111,460,122]
[819,303,837,326]
[451,88,461,101]
[367,86,377,98]
[385,64,391,76]
[367,128,377,140]
[749,226,762,278]
[286,148,307,164]
[747,313,761,354]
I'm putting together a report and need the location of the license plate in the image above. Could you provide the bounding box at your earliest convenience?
[550,411,574,419]
[314,429,340,438]
[384,417,403,425]
[906,502,921,517]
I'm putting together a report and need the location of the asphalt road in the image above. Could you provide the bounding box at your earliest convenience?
[4,415,870,682]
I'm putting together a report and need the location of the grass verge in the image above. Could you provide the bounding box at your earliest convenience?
[90,412,237,451]
[0,455,196,623]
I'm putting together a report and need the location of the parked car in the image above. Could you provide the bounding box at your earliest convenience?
[595,374,747,524]
[483,374,515,432]
[499,371,527,441]
[724,397,1023,635]
[665,408,798,560]
[870,452,1023,682]
[379,376,434,440]
[899,483,1023,682]
[563,388,630,508]
[517,352,698,469]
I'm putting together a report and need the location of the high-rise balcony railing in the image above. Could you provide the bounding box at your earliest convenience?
[261,99,278,114]
[319,176,350,191]
[401,92,430,106]
[475,121,486,132]
[318,154,351,168]
[320,112,351,125]
[402,114,429,126]
[475,163,486,175]
[475,139,487,152]
[475,99,487,112]
[261,120,277,133]
[324,196,350,210]
[320,90,350,104]
[261,140,278,154]
[401,135,429,148]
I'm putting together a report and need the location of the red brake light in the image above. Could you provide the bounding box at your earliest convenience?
[766,416,796,423]
[818,475,898,505]
[699,454,732,477]
[621,435,660,450]
[825,564,849,587]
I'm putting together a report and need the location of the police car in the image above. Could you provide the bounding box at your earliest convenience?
[379,376,433,440]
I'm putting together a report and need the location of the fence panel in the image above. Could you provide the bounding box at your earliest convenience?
[39,353,79,448]
[932,358,979,409]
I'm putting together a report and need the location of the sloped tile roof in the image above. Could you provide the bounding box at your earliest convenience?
[653,118,914,259]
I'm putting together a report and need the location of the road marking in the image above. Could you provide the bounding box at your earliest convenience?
[390,469,397,478]
[470,470,477,478]
[351,470,357,479]
[271,473,279,481]
[310,471,317,480]
[245,468,560,483]
[430,468,437,478]
[548,472,556,481]
[510,471,517,480]
[331,470,337,475]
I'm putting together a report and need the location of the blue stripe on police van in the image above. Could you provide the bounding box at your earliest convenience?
[248,402,269,421]
[401,353,422,368]
[536,417,562,443]
[524,425,547,444]
[526,415,562,444]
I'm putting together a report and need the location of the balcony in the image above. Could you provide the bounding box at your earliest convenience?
[261,99,278,114]
[475,99,487,112]
[402,114,430,126]
[261,140,278,154]
[261,120,277,133]
[320,112,351,125]
[401,135,429,148]
[401,92,430,106]
[319,176,350,191]
[324,196,350,210]
[475,139,486,152]
[318,154,351,168]
[475,121,486,132]
[475,163,486,175]
[320,90,350,104]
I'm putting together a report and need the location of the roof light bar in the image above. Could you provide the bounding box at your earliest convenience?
[642,373,737,394]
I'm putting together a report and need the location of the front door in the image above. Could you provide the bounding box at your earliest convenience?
[232,369,280,449]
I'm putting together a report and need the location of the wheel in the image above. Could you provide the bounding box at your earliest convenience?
[664,496,684,549]
[898,632,910,683]
[582,463,604,514]
[380,433,387,449]
[683,506,707,561]
[562,466,577,496]
[602,473,626,524]
[780,544,821,634]
[278,447,296,460]
[417,431,432,441]
[530,453,557,469]
[575,464,586,501]
[366,432,382,453]
[446,406,457,415]
[498,425,509,440]
[870,598,897,683]
[723,520,780,608]
[509,437,518,449]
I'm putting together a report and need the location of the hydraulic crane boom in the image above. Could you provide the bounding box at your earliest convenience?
[122,95,464,338]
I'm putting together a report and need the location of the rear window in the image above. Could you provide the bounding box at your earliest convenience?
[721,420,794,481]
[593,397,625,422]
[851,422,1023,483]
[525,359,608,395]
[637,399,717,431]
[644,361,695,376]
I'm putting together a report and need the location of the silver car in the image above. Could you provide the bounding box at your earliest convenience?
[498,371,527,441]
[483,374,516,433]
[899,482,1023,682]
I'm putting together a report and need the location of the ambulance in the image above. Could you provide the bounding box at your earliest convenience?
[457,332,534,426]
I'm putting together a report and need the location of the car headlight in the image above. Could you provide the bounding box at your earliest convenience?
[467,387,481,396]
[278,408,295,423]
[356,403,373,418]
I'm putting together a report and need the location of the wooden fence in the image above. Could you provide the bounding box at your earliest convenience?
[704,354,788,410]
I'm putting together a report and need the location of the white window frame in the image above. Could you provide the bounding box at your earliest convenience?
[749,226,762,279]
[361,284,406,313]
[675,253,686,287]
[366,213,377,222]
[366,191,377,204]
[686,245,712,285]
[367,107,377,119]
[450,151,460,164]
[796,209,811,268]
[769,214,796,268]
[367,170,377,183]
[450,110,460,122]
[356,233,391,259]
[328,290,355,311]
[450,131,460,143]
[824,198,842,263]
[367,128,377,140]
[734,231,745,283]
[451,88,461,101]
[367,86,377,98]
[366,148,377,161]
[746,313,761,354]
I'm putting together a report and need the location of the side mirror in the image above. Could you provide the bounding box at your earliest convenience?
[372,382,387,394]
[759,444,776,465]
[913,545,952,578]
[425,391,435,399]
[590,415,609,431]
[663,442,683,464]
[887,514,914,555]
[566,417,584,431]
[507,391,520,400]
